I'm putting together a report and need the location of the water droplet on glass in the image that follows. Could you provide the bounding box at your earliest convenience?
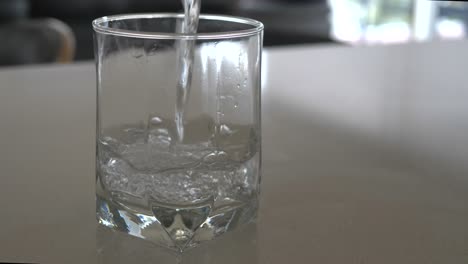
[217,151,229,160]
[220,124,235,136]
[155,128,169,136]
[131,48,144,59]
[203,150,228,165]
[203,152,217,164]
[149,44,159,55]
[144,42,161,56]
[156,135,172,147]
[150,116,163,126]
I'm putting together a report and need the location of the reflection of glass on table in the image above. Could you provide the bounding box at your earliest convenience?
[97,223,258,264]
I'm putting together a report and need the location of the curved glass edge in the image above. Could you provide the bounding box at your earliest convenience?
[92,13,264,40]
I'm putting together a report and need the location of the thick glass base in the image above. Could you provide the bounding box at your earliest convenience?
[96,191,258,252]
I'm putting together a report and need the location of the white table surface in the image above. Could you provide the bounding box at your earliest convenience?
[1,40,468,264]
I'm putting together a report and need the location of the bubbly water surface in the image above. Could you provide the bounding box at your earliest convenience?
[97,118,259,251]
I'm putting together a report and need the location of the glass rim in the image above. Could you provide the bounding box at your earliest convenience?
[92,13,264,40]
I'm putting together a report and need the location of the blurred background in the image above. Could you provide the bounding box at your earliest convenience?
[0,0,467,66]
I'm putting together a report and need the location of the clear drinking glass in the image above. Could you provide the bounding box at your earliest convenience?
[93,14,263,251]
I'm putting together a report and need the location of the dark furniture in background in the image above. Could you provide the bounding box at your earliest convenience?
[1,0,332,64]
[0,0,75,66]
